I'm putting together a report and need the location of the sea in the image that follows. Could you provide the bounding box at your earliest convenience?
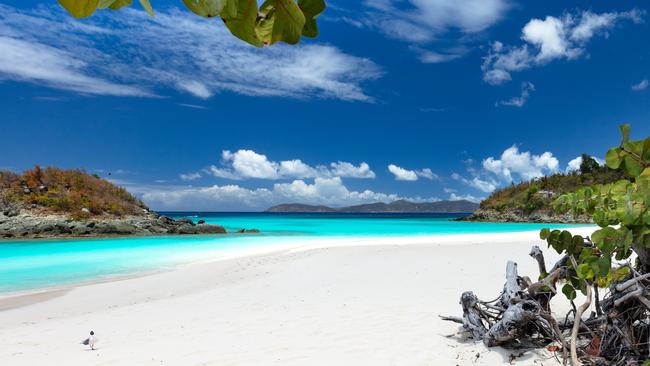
[0,212,592,294]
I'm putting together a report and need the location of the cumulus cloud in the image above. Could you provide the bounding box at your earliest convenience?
[632,79,648,91]
[135,177,439,211]
[449,192,482,203]
[388,164,418,181]
[0,5,381,101]
[496,81,535,107]
[451,173,497,193]
[195,149,375,181]
[330,161,376,178]
[483,9,643,85]
[482,146,559,181]
[387,164,439,181]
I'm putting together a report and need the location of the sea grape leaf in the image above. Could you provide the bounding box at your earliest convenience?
[183,0,227,17]
[620,123,631,144]
[577,263,594,279]
[298,0,325,37]
[222,0,263,47]
[139,0,154,16]
[539,228,550,240]
[223,0,238,19]
[58,0,99,18]
[258,0,306,45]
[622,155,642,177]
[605,148,622,169]
[562,284,576,300]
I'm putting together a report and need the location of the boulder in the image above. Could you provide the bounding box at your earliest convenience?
[157,216,174,225]
[173,224,226,234]
[176,218,196,226]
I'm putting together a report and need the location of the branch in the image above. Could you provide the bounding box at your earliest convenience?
[569,257,592,366]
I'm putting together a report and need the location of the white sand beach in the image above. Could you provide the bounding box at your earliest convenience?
[0,228,596,366]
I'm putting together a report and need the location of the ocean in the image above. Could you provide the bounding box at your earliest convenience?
[0,212,591,294]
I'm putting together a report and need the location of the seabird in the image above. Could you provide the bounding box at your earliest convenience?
[81,331,98,350]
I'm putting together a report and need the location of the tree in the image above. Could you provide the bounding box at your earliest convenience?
[57,0,326,47]
[579,153,600,175]
[443,125,650,365]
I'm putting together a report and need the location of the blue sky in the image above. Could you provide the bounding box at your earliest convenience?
[1,0,649,211]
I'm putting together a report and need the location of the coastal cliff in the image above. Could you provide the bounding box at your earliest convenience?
[0,166,226,239]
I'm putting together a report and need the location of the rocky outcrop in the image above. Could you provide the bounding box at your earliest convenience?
[457,209,592,224]
[0,211,226,239]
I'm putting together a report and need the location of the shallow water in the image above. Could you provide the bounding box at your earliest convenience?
[0,212,591,294]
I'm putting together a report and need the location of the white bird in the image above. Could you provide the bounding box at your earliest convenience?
[81,331,98,350]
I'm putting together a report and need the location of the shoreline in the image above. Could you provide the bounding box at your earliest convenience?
[0,227,597,365]
[0,226,596,301]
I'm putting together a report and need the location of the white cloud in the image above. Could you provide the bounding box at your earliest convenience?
[632,79,648,91]
[451,173,497,193]
[179,172,202,181]
[333,0,509,63]
[330,161,376,178]
[136,177,439,211]
[222,150,280,180]
[202,149,376,181]
[496,81,535,107]
[0,36,150,97]
[364,0,509,41]
[388,164,418,181]
[416,168,439,180]
[482,146,559,181]
[387,164,438,181]
[483,9,643,85]
[449,192,482,203]
[0,5,381,101]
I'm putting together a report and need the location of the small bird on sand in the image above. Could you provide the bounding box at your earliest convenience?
[81,331,98,350]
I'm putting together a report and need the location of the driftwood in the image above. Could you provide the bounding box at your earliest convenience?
[442,244,650,365]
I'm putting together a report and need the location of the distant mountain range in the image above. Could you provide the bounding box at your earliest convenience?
[265,200,479,213]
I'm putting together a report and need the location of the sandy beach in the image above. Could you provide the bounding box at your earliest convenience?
[0,228,596,365]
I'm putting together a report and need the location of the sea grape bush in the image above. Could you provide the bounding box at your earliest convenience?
[57,0,326,47]
[540,124,650,299]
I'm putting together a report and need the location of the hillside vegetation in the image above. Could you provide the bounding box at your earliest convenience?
[472,154,626,221]
[0,166,147,219]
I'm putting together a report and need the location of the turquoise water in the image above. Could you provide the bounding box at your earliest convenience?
[0,213,592,294]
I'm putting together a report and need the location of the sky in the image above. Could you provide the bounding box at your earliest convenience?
[1,0,649,211]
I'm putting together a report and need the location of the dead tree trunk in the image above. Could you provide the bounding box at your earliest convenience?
[442,244,650,365]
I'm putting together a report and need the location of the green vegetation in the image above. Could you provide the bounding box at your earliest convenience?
[539,125,649,364]
[479,154,625,217]
[542,124,650,292]
[56,0,326,47]
[0,166,147,219]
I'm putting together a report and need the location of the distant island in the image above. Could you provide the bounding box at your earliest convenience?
[266,199,479,213]
[0,166,227,239]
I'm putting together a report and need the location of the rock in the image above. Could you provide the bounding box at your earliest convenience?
[3,209,19,217]
[176,218,196,226]
[238,228,260,234]
[81,208,90,213]
[197,219,206,225]
[157,216,174,225]
[172,223,226,234]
